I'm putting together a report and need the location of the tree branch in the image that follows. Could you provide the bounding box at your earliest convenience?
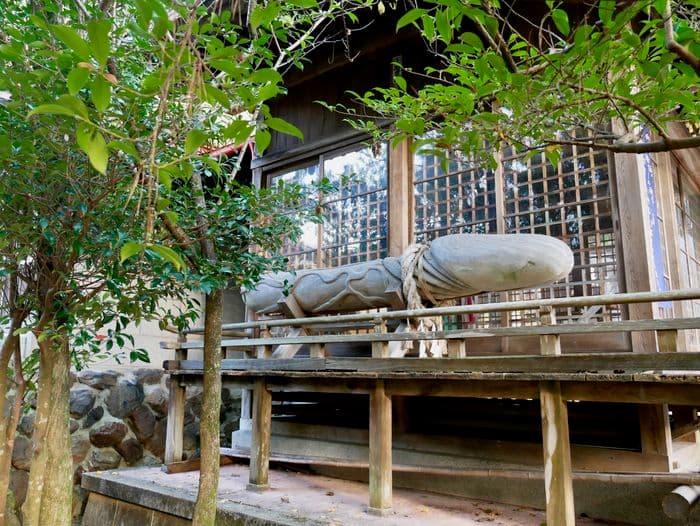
[664,0,700,76]
[543,134,700,153]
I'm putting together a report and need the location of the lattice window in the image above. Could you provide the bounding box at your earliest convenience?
[321,145,388,267]
[269,143,388,270]
[269,164,320,270]
[502,143,620,325]
[414,136,621,329]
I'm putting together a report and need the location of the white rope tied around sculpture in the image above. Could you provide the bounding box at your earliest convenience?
[400,243,448,358]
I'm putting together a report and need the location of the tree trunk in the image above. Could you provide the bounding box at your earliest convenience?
[0,315,23,523]
[22,335,72,526]
[191,167,224,525]
[191,289,223,525]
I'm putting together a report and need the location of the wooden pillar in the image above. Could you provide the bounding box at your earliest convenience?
[388,138,413,256]
[614,146,673,466]
[369,379,392,514]
[538,307,575,526]
[248,379,272,491]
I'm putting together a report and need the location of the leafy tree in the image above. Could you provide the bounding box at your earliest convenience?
[337,0,699,165]
[0,0,374,523]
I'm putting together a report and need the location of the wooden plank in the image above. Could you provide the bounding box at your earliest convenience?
[164,377,186,464]
[161,455,234,474]
[561,382,700,406]
[172,352,700,374]
[369,380,392,514]
[386,379,539,399]
[540,380,575,526]
[248,379,272,491]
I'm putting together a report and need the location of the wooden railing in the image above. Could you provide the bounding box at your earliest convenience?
[162,288,700,526]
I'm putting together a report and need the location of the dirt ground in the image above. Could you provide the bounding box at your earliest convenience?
[102,464,632,525]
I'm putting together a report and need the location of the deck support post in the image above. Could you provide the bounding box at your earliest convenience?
[164,348,187,464]
[248,378,272,491]
[538,307,575,526]
[369,379,392,515]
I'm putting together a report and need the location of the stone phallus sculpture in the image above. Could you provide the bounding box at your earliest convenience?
[244,234,574,316]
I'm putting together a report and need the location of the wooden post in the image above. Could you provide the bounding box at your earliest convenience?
[372,318,389,358]
[248,379,272,491]
[369,379,392,515]
[309,343,326,358]
[164,346,187,464]
[538,307,575,526]
[256,324,272,359]
[447,339,466,358]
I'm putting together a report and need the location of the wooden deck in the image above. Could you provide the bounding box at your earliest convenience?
[161,289,700,526]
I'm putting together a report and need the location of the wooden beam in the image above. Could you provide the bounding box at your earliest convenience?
[369,380,392,514]
[172,351,700,375]
[247,379,272,491]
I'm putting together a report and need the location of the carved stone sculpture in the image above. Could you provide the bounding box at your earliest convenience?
[243,234,574,316]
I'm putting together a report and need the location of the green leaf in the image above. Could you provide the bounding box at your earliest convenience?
[50,25,91,60]
[0,134,11,159]
[27,104,74,118]
[157,168,172,191]
[185,129,207,155]
[265,117,303,140]
[149,244,185,271]
[108,140,139,159]
[223,120,254,144]
[120,241,143,263]
[87,19,111,65]
[162,211,178,224]
[67,67,90,95]
[396,8,425,30]
[250,68,283,85]
[599,0,614,25]
[76,124,109,173]
[90,75,111,112]
[255,129,271,154]
[551,9,570,36]
[28,94,89,120]
[436,10,452,43]
[287,0,318,6]
[203,84,230,108]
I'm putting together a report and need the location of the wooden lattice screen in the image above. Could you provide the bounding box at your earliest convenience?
[413,139,621,329]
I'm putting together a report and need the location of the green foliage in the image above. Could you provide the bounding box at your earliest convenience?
[0,0,375,368]
[343,1,699,161]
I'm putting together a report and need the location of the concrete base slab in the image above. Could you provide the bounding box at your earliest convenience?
[82,464,634,526]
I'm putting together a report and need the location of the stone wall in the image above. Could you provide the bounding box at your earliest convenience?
[7,368,241,523]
